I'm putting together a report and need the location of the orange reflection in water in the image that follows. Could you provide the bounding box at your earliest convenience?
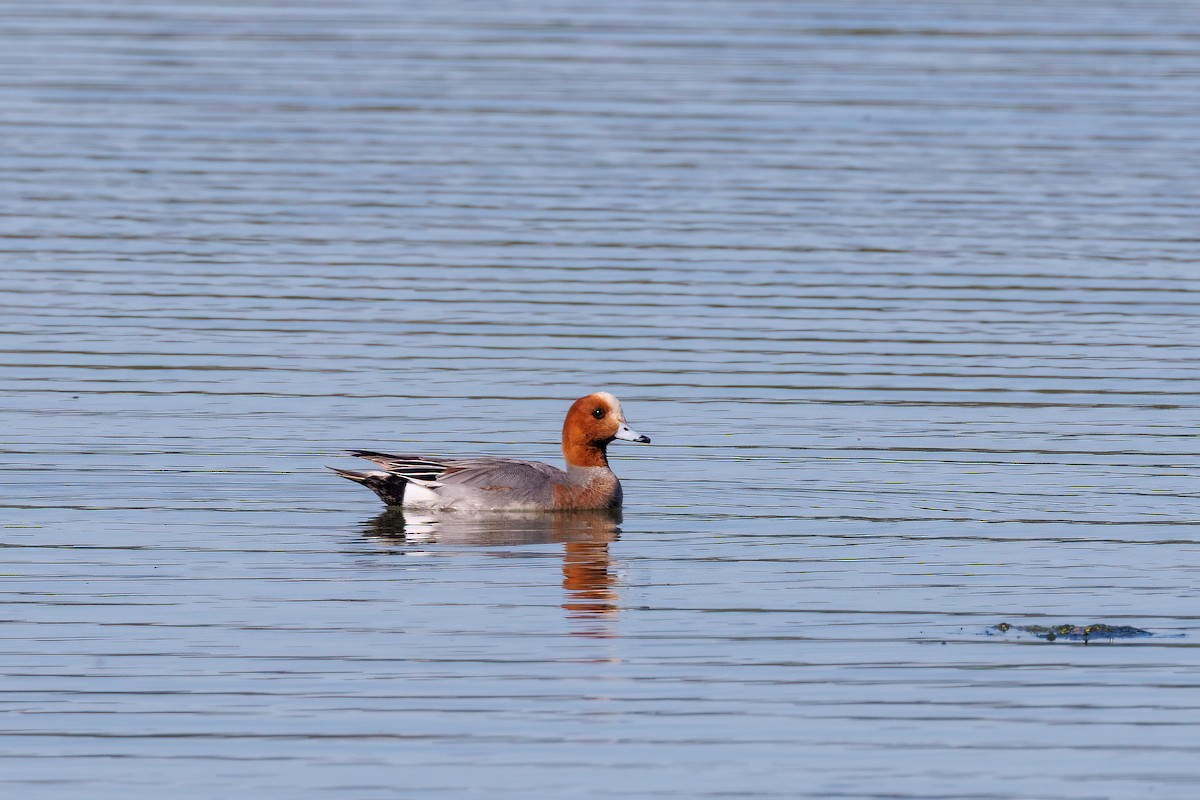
[562,541,617,616]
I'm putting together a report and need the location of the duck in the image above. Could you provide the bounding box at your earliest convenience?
[330,392,651,511]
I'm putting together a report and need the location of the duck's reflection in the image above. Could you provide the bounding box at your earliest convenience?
[561,541,617,618]
[363,508,621,634]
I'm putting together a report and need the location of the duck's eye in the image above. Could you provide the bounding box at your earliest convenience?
[592,408,605,419]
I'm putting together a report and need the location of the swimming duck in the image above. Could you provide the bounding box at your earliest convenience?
[331,392,650,510]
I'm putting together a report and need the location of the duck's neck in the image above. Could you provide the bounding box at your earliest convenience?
[563,439,610,469]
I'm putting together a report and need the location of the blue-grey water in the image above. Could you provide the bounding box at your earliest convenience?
[3,1,1200,798]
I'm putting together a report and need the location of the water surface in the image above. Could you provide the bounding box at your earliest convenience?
[2,1,1199,797]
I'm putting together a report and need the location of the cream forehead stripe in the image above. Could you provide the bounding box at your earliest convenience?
[593,391,624,419]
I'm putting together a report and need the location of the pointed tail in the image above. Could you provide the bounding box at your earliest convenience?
[328,466,409,507]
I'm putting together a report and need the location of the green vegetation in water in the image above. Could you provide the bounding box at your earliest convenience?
[992,622,1152,643]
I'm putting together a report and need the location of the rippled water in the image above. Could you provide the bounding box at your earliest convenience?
[3,1,1200,797]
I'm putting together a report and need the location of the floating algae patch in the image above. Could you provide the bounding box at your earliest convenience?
[991,622,1152,643]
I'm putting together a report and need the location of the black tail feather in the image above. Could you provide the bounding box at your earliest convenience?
[328,466,408,506]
